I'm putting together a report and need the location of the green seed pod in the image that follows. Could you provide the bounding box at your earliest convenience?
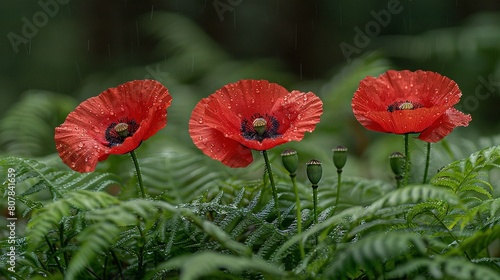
[306,159,322,186]
[281,149,298,176]
[332,145,348,170]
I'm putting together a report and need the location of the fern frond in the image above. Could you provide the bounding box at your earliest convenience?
[27,190,120,251]
[323,231,429,279]
[406,200,449,225]
[0,156,120,201]
[387,255,500,279]
[431,146,500,200]
[148,251,286,280]
[447,224,500,258]
[366,184,460,215]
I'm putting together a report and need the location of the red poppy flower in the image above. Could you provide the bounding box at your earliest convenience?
[352,70,471,142]
[55,80,172,172]
[189,79,323,167]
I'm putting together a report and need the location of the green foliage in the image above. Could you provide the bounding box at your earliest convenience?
[3,13,500,278]
[0,91,76,157]
[149,252,286,280]
[4,145,500,279]
[0,156,120,202]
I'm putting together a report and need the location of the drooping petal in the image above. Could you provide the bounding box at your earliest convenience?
[418,108,472,142]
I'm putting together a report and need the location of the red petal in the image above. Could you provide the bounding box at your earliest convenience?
[418,108,472,142]
[55,124,110,172]
[189,99,253,167]
[189,80,323,166]
[359,106,448,134]
[352,70,463,135]
[236,90,323,150]
[55,80,171,172]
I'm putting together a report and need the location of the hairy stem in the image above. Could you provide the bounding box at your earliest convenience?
[262,150,281,223]
[395,176,403,189]
[333,170,342,215]
[404,134,411,186]
[422,142,431,184]
[130,150,146,199]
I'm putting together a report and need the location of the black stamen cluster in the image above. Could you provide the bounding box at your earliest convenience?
[241,113,280,141]
[105,119,139,147]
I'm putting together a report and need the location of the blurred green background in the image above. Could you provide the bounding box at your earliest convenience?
[1,0,500,181]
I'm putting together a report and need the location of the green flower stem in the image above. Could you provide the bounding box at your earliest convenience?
[262,150,282,223]
[404,134,411,186]
[130,150,146,199]
[136,223,145,279]
[290,174,305,259]
[333,170,342,215]
[312,185,319,245]
[395,176,403,189]
[422,142,431,184]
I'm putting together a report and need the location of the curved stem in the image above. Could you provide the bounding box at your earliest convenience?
[422,142,431,184]
[262,150,281,223]
[291,175,305,259]
[404,134,411,186]
[130,150,146,199]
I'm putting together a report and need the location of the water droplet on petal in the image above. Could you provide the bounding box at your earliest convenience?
[198,117,204,124]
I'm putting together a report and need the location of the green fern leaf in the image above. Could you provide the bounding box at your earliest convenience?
[27,190,120,251]
[387,255,500,279]
[148,251,286,280]
[323,232,429,279]
[448,224,500,258]
[431,146,500,200]
[367,184,460,215]
[0,157,120,201]
[406,200,448,225]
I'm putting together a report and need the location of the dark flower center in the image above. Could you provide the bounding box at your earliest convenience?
[387,100,423,112]
[241,114,280,142]
[105,119,139,147]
